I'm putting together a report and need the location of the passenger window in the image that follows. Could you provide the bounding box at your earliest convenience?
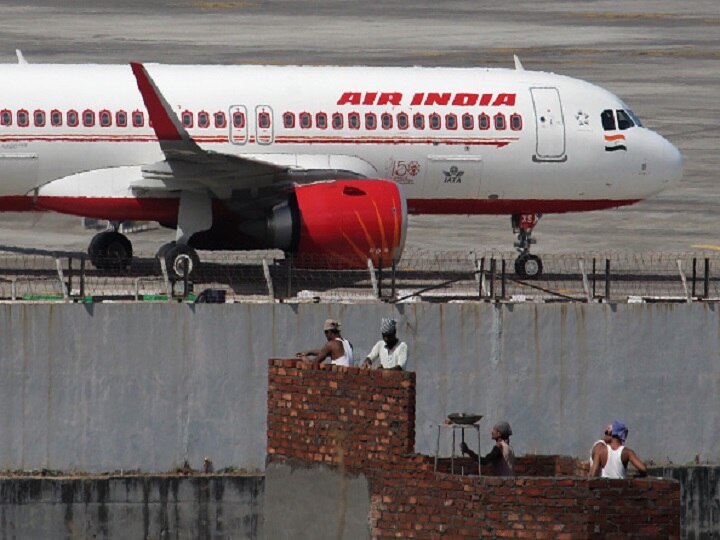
[116,111,128,127]
[381,113,393,129]
[478,113,490,130]
[17,110,29,127]
[214,112,227,128]
[601,109,616,131]
[258,112,270,129]
[462,113,473,130]
[349,112,360,129]
[494,113,506,130]
[445,114,457,130]
[1,109,11,126]
[182,111,194,128]
[283,112,295,128]
[316,112,327,129]
[83,109,95,127]
[132,110,144,127]
[429,113,441,130]
[332,113,343,129]
[198,111,210,128]
[67,110,79,127]
[413,113,425,130]
[99,110,112,127]
[233,111,245,128]
[397,112,409,130]
[300,112,312,129]
[510,113,522,131]
[34,110,46,127]
[51,110,62,126]
[616,109,634,130]
[365,113,376,130]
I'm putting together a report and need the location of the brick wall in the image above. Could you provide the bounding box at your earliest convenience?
[267,360,680,539]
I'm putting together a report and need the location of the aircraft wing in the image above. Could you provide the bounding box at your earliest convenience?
[130,63,374,201]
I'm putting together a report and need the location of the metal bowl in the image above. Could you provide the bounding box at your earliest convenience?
[447,413,483,425]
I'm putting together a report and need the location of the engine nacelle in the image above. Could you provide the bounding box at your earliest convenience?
[270,179,407,269]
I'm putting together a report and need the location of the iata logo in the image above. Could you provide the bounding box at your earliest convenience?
[443,166,464,184]
[337,92,516,107]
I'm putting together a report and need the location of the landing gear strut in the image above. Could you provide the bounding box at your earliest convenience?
[88,227,133,270]
[512,213,543,279]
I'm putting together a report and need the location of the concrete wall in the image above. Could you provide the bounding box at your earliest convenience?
[0,475,263,539]
[1,302,719,472]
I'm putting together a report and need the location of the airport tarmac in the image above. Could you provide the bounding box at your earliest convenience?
[0,0,718,257]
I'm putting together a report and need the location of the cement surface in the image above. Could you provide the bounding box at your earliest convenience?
[0,0,718,256]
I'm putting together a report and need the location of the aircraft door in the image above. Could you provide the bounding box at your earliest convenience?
[255,105,274,145]
[422,156,483,199]
[530,87,566,161]
[229,105,248,145]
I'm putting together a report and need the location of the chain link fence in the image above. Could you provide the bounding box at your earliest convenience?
[1,248,719,303]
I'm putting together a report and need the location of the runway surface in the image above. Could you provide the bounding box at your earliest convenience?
[0,0,718,256]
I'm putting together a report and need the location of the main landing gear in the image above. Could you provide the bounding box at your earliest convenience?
[512,213,543,279]
[156,241,200,279]
[88,226,133,270]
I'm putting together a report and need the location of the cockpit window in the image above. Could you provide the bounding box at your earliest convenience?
[626,109,643,128]
[601,109,616,131]
[616,109,634,130]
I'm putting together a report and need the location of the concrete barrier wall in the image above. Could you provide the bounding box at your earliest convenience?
[0,302,719,472]
[0,475,263,539]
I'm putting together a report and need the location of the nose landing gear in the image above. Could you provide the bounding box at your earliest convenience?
[512,213,543,279]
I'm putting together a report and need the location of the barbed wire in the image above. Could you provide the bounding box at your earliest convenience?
[1,249,719,303]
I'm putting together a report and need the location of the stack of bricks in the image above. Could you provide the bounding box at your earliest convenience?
[267,359,680,539]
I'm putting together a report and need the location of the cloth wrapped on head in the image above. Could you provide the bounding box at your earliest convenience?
[323,319,341,332]
[381,318,397,335]
[611,420,628,444]
[494,421,512,439]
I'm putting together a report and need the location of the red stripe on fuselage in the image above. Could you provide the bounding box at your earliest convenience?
[1,195,642,220]
[406,198,641,215]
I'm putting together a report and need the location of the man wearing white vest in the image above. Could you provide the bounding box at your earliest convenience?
[589,420,647,479]
[297,319,354,366]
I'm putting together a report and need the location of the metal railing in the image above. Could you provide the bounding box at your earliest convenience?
[1,249,718,303]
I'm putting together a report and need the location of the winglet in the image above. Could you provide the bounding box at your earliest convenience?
[513,54,524,71]
[130,62,205,159]
[16,49,27,65]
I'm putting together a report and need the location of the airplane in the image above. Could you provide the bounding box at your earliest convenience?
[0,53,682,278]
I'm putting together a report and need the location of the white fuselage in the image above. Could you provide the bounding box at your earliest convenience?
[0,63,682,216]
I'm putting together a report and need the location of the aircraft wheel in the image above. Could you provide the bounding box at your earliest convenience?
[88,231,133,270]
[160,243,200,279]
[514,253,543,279]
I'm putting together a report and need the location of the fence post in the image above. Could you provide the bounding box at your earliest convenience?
[263,258,274,300]
[79,257,85,299]
[55,257,68,300]
[367,258,379,298]
[159,257,172,300]
[390,258,396,300]
[476,258,485,299]
[501,259,506,299]
[604,259,610,301]
[677,259,690,302]
[592,258,597,299]
[704,258,710,299]
[489,258,496,300]
[377,255,383,299]
[579,259,591,302]
[691,258,697,298]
